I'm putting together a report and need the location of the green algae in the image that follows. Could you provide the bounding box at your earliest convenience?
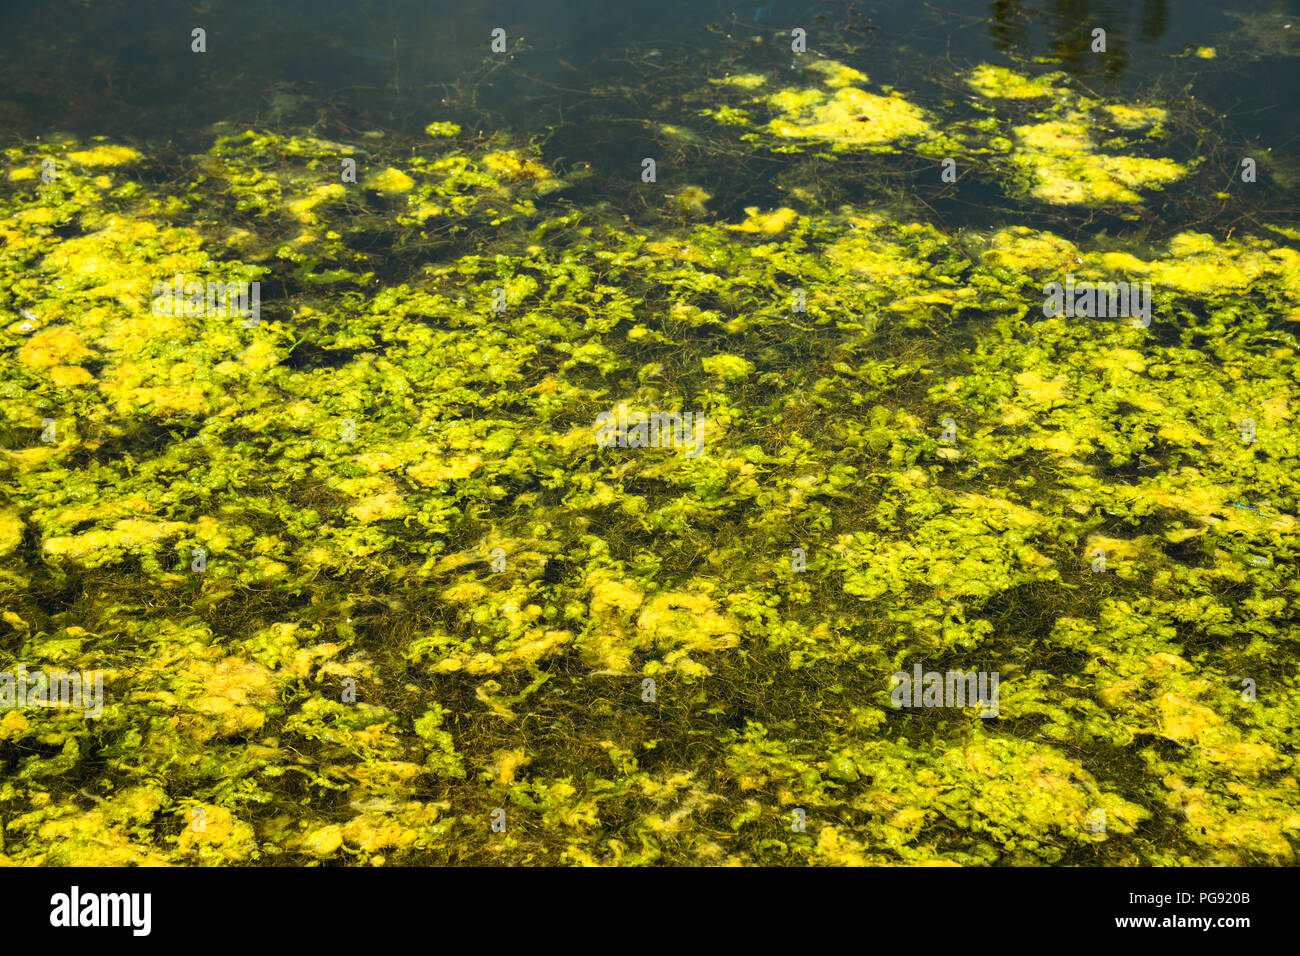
[0,89,1298,869]
[702,58,1194,209]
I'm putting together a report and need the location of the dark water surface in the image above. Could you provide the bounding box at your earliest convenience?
[3,1,1298,207]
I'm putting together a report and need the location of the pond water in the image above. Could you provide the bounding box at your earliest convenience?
[0,0,1297,867]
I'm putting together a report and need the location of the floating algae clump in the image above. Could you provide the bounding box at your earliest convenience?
[365,166,416,193]
[702,353,755,381]
[764,82,935,149]
[63,144,143,167]
[959,65,1189,206]
[668,185,713,218]
[423,121,462,138]
[707,59,1190,207]
[711,73,767,89]
[965,64,1071,100]
[702,57,946,154]
[1009,117,1186,205]
[727,206,798,235]
[0,88,1298,869]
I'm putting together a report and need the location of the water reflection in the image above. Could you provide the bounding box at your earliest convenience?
[987,0,1170,81]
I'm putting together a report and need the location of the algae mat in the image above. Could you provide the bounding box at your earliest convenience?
[1,53,1299,867]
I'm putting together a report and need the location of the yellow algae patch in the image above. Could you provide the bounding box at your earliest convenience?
[431,652,501,676]
[286,183,346,223]
[409,202,445,220]
[582,573,647,672]
[712,73,767,89]
[1259,395,1291,427]
[1102,155,1186,191]
[180,656,278,742]
[440,580,489,604]
[806,58,869,88]
[1010,121,1187,205]
[424,121,462,137]
[1018,153,1180,205]
[1102,103,1167,130]
[43,518,192,560]
[108,786,166,825]
[17,328,93,367]
[177,805,257,861]
[0,227,39,253]
[1030,430,1082,456]
[365,167,416,193]
[1014,370,1070,405]
[727,206,798,234]
[954,493,1044,528]
[53,496,155,526]
[49,365,95,387]
[0,710,28,740]
[31,807,172,866]
[1163,777,1296,863]
[998,403,1034,428]
[813,826,873,866]
[1,445,66,473]
[1016,120,1092,154]
[954,736,1147,843]
[636,591,741,656]
[703,353,755,380]
[302,824,345,858]
[1157,422,1209,445]
[660,649,712,679]
[766,85,934,148]
[347,758,424,792]
[42,219,177,289]
[348,492,408,524]
[1120,474,1297,535]
[16,206,60,226]
[141,382,208,416]
[1126,232,1300,297]
[642,238,716,267]
[407,454,484,486]
[825,225,929,284]
[965,64,1068,99]
[491,748,531,785]
[669,185,712,218]
[1195,46,1217,59]
[891,286,974,307]
[352,448,426,476]
[1154,691,1223,744]
[236,338,281,373]
[1091,347,1146,374]
[481,149,556,185]
[657,124,704,144]
[980,226,1081,272]
[100,378,211,416]
[342,803,441,852]
[504,628,574,666]
[0,511,24,557]
[590,576,645,618]
[65,145,142,166]
[1202,740,1282,772]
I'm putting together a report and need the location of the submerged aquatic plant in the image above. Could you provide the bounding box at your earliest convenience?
[0,46,1298,868]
